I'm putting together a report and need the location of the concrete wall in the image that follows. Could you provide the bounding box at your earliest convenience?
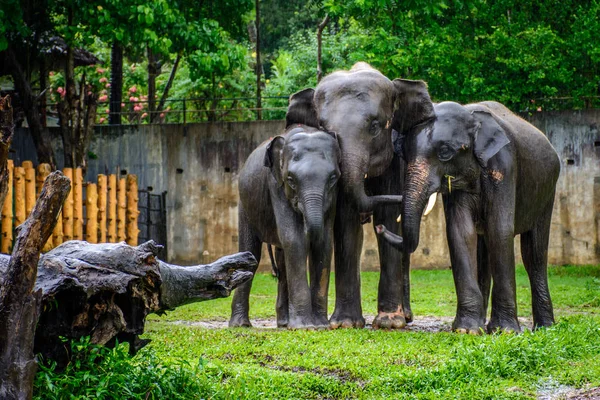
[13,110,600,268]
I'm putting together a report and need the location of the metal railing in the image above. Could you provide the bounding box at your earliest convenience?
[45,96,290,126]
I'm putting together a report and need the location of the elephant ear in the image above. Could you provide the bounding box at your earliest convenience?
[392,79,435,135]
[471,110,511,168]
[286,88,319,128]
[264,136,286,186]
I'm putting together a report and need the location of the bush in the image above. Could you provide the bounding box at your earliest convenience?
[34,337,222,400]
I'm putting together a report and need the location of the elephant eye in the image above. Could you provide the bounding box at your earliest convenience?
[287,176,297,190]
[369,119,381,136]
[438,144,456,162]
[328,173,338,189]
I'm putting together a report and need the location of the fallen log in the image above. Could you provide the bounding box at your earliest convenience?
[0,241,256,367]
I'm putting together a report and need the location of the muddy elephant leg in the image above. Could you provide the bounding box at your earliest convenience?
[309,225,333,328]
[330,197,365,329]
[275,247,289,328]
[229,207,262,327]
[372,202,406,329]
[444,192,485,334]
[520,202,555,329]
[477,235,491,321]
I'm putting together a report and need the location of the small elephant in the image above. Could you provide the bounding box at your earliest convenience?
[380,82,560,333]
[229,124,341,329]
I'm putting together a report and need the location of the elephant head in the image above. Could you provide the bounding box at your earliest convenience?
[389,80,511,253]
[264,126,340,242]
[286,63,404,212]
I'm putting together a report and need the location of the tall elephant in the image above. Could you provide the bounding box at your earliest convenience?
[378,79,560,333]
[286,63,418,329]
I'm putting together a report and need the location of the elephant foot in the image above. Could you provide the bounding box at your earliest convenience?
[277,318,288,328]
[404,307,414,324]
[532,317,554,330]
[287,315,319,330]
[228,315,252,328]
[314,315,330,329]
[487,315,521,334]
[329,310,365,329]
[373,306,407,330]
[452,315,484,335]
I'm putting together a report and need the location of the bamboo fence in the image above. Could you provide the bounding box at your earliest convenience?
[0,161,140,254]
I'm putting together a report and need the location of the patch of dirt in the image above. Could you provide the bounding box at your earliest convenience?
[567,387,600,399]
[169,316,540,333]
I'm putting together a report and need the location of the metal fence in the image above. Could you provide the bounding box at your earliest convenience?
[46,96,290,126]
[138,189,168,260]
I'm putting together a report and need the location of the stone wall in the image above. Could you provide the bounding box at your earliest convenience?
[13,109,600,268]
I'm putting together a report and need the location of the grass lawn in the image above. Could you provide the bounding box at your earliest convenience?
[35,265,600,399]
[138,265,600,399]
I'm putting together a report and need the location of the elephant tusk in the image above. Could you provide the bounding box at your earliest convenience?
[423,193,437,216]
[365,174,368,179]
[396,214,401,223]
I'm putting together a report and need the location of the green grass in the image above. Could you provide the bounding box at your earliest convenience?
[36,265,600,399]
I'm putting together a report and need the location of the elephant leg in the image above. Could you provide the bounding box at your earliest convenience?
[229,208,262,328]
[275,247,289,328]
[486,231,519,333]
[372,203,407,330]
[309,225,333,328]
[444,193,485,334]
[284,241,316,329]
[330,198,365,329]
[477,235,491,321]
[520,202,555,329]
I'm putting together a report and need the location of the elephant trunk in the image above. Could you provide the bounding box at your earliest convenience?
[341,151,402,212]
[402,158,432,253]
[303,191,325,243]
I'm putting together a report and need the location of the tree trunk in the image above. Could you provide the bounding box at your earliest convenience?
[147,47,161,122]
[151,53,181,123]
[0,241,256,368]
[0,171,71,400]
[5,47,56,168]
[0,95,14,208]
[255,0,262,120]
[57,45,98,173]
[317,14,330,83]
[109,42,123,125]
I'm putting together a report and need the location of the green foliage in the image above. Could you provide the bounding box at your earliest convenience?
[34,337,220,399]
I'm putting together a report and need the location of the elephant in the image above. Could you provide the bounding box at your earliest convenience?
[229,124,341,329]
[286,63,416,329]
[377,80,560,333]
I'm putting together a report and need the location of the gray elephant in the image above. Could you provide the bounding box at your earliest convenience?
[229,124,341,329]
[286,63,410,329]
[378,80,560,333]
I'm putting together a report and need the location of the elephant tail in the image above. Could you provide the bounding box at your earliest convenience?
[267,244,279,278]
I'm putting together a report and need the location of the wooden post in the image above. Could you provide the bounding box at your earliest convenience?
[126,174,139,246]
[37,163,53,252]
[36,163,52,195]
[97,175,107,243]
[14,167,26,227]
[23,161,35,218]
[1,160,13,254]
[117,177,126,242]
[85,183,98,243]
[107,174,117,242]
[62,168,74,242]
[73,168,83,240]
